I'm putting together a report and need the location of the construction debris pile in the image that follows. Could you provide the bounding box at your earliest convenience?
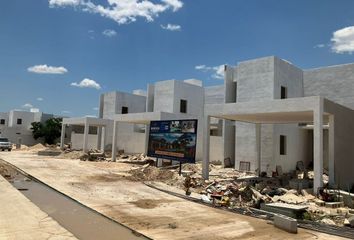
[187,173,354,228]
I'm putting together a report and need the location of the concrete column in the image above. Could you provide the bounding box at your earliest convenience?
[83,120,89,153]
[100,126,106,152]
[111,121,118,161]
[97,126,102,150]
[60,123,65,150]
[328,115,335,186]
[313,99,324,193]
[144,124,150,155]
[202,116,210,179]
[255,123,261,176]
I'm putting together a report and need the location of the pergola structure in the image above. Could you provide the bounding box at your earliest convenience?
[112,111,199,161]
[203,96,339,192]
[60,117,112,152]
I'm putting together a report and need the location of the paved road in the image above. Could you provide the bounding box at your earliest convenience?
[0,174,77,240]
[0,151,349,240]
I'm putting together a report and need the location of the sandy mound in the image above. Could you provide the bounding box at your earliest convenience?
[60,150,85,159]
[28,143,46,150]
[129,166,176,181]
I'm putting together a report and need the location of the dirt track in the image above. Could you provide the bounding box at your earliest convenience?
[0,151,349,240]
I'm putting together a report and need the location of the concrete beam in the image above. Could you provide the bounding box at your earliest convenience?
[328,115,335,186]
[60,123,65,150]
[144,124,150,155]
[313,99,324,193]
[97,126,102,150]
[100,126,106,152]
[83,120,89,153]
[274,215,297,234]
[202,116,210,179]
[111,121,118,161]
[255,123,261,175]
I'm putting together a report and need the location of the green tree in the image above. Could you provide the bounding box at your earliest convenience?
[31,118,63,144]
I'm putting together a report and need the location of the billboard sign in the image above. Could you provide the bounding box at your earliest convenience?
[147,119,198,163]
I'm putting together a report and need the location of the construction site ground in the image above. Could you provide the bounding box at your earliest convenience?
[0,150,349,240]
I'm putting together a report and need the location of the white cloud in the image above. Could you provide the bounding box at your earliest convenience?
[161,23,181,31]
[48,0,183,25]
[331,26,354,54]
[102,29,117,37]
[195,65,207,70]
[22,103,33,108]
[161,0,183,11]
[49,0,80,7]
[195,64,225,79]
[37,97,44,101]
[28,64,68,74]
[85,115,97,118]
[93,107,99,111]
[61,110,71,114]
[314,43,325,48]
[70,78,101,90]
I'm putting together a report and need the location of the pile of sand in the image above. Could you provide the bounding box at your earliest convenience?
[28,143,46,151]
[60,150,85,159]
[129,166,176,181]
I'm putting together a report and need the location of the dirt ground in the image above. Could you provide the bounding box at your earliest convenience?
[0,151,349,240]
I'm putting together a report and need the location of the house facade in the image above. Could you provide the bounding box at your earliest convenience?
[62,56,354,191]
[0,109,54,146]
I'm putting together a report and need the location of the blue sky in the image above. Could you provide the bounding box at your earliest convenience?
[1,0,354,117]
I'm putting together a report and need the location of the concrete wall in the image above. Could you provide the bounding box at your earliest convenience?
[173,80,204,116]
[273,124,309,173]
[237,57,275,103]
[210,136,223,163]
[153,80,175,112]
[8,111,35,129]
[324,99,354,190]
[204,85,224,104]
[116,123,145,154]
[271,57,307,173]
[71,132,98,150]
[115,92,146,114]
[235,57,276,171]
[146,84,155,112]
[304,63,354,110]
[234,57,307,173]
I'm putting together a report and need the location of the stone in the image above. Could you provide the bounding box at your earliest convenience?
[325,202,344,208]
[201,195,211,204]
[274,214,297,233]
[314,199,325,206]
[320,218,336,225]
[344,218,350,226]
[349,216,354,228]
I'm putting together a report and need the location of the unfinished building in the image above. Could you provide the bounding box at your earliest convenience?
[62,56,354,191]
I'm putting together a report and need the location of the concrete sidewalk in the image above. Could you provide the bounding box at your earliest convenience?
[0,175,76,240]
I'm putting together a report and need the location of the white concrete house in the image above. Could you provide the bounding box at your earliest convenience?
[202,56,354,192]
[62,56,354,192]
[0,109,55,146]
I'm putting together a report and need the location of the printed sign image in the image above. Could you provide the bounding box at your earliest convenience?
[147,119,198,163]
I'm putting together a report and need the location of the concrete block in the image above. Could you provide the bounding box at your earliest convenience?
[274,214,298,233]
[314,199,325,206]
[261,203,307,219]
[325,202,344,208]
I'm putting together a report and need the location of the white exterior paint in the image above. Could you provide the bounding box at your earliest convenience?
[0,110,59,146]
